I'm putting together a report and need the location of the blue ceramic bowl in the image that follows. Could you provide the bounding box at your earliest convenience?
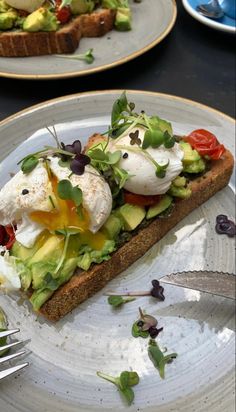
[220,0,236,19]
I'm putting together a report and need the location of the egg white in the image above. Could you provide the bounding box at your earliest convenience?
[5,0,44,13]
[108,127,184,195]
[0,247,21,291]
[0,158,113,248]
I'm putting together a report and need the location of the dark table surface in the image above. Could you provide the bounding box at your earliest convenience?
[0,0,235,122]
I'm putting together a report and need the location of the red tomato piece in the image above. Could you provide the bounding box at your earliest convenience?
[55,0,71,24]
[185,129,225,160]
[4,225,16,249]
[124,191,162,207]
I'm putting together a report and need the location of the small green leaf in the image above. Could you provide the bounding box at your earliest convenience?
[58,158,71,168]
[89,148,108,161]
[113,166,132,189]
[143,129,164,149]
[72,186,83,207]
[57,179,73,200]
[110,123,131,139]
[132,322,149,338]
[122,371,139,387]
[57,180,83,207]
[97,369,139,406]
[111,92,129,126]
[150,129,165,148]
[120,386,134,405]
[108,295,124,307]
[21,156,39,174]
[107,150,121,165]
[148,339,177,379]
[108,295,136,307]
[142,130,152,149]
[155,161,169,179]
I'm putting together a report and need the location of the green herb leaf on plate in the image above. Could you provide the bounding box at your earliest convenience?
[148,339,177,379]
[108,295,136,308]
[97,370,139,406]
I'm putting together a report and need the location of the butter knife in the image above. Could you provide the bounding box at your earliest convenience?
[160,271,236,300]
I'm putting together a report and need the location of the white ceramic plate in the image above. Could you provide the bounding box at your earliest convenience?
[0,0,176,80]
[0,90,235,412]
[182,0,236,33]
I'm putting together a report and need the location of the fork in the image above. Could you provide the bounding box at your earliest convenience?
[0,329,28,381]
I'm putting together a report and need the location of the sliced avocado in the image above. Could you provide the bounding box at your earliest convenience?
[117,203,145,231]
[179,141,201,164]
[115,7,132,31]
[70,0,95,14]
[0,10,17,30]
[168,185,191,199]
[102,0,118,9]
[146,194,173,220]
[19,268,32,291]
[30,258,78,310]
[23,7,58,32]
[183,158,206,174]
[28,235,64,265]
[101,214,122,239]
[11,237,43,262]
[31,261,57,290]
[30,288,54,312]
[172,176,187,187]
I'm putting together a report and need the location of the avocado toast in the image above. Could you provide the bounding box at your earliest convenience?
[0,92,234,321]
[0,0,132,57]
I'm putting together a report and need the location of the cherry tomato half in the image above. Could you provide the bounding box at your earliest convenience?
[124,191,162,207]
[55,0,71,24]
[4,225,16,249]
[185,129,225,160]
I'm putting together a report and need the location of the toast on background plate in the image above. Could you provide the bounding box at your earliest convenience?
[0,0,131,57]
[0,92,234,321]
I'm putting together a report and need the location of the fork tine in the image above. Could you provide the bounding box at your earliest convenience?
[0,329,20,339]
[0,363,28,381]
[0,340,23,352]
[0,350,26,365]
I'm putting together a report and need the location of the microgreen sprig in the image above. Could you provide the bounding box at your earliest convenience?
[87,146,132,190]
[57,179,83,215]
[54,49,95,64]
[108,92,177,178]
[132,308,163,339]
[18,127,90,176]
[97,370,139,405]
[108,295,136,308]
[105,279,165,301]
[148,339,177,379]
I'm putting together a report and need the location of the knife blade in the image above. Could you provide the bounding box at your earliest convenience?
[160,271,236,300]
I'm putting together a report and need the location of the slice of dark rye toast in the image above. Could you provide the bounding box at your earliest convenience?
[0,9,116,57]
[39,149,234,322]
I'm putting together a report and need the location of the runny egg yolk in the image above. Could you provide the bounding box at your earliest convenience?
[30,175,106,250]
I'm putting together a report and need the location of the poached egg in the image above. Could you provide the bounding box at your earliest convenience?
[108,127,184,195]
[0,158,112,248]
[5,0,45,13]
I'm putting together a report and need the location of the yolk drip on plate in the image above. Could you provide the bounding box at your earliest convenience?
[30,175,106,251]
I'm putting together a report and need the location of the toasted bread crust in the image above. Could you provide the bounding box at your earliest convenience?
[40,149,234,322]
[0,9,116,57]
